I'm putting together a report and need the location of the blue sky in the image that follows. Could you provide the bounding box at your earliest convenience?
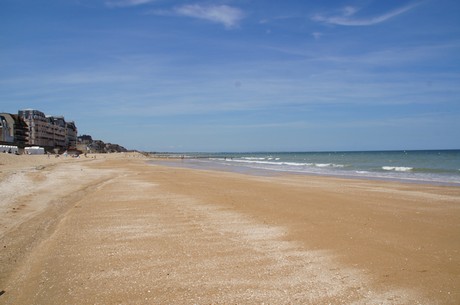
[1,0,459,152]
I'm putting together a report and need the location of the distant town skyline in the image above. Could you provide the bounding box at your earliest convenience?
[1,0,459,152]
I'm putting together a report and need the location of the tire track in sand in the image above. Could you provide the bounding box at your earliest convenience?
[3,171,421,304]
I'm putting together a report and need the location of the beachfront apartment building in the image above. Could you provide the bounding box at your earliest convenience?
[0,113,15,143]
[0,113,29,147]
[47,115,67,148]
[65,121,78,147]
[19,109,53,147]
[18,109,78,150]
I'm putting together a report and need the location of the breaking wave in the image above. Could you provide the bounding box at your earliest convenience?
[382,166,413,172]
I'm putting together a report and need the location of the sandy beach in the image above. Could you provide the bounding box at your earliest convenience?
[0,153,459,304]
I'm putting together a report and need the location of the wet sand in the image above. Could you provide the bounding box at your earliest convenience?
[0,153,459,304]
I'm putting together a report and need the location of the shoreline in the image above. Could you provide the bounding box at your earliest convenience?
[1,154,459,303]
[149,158,460,187]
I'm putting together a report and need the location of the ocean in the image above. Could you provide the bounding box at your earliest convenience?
[152,150,460,186]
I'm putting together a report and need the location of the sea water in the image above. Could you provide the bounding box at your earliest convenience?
[169,150,460,186]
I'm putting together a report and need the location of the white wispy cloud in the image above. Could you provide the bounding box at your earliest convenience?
[312,3,420,26]
[311,32,323,40]
[173,4,245,29]
[105,0,155,8]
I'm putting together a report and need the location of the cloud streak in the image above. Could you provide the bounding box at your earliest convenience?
[105,0,155,8]
[312,3,420,26]
[174,4,245,29]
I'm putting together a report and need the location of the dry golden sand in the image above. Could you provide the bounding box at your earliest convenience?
[0,153,459,304]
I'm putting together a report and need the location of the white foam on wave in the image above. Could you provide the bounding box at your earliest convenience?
[315,163,345,168]
[227,159,349,172]
[242,157,267,161]
[230,159,314,167]
[382,166,413,172]
[281,161,312,167]
[230,159,276,165]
